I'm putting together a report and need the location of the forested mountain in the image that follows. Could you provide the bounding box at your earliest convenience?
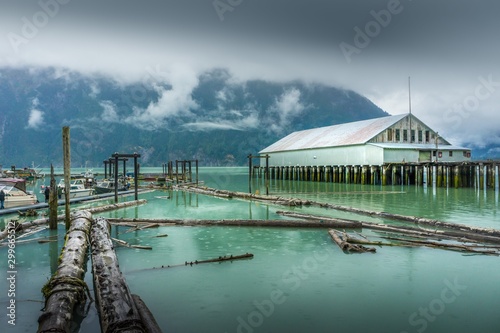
[0,67,389,167]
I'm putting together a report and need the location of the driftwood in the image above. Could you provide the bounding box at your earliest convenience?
[277,211,500,245]
[112,237,153,250]
[121,223,160,234]
[0,234,58,247]
[151,253,254,269]
[0,200,147,242]
[328,230,376,253]
[132,295,163,333]
[381,236,499,255]
[177,185,500,238]
[90,217,146,333]
[37,211,93,333]
[107,217,362,229]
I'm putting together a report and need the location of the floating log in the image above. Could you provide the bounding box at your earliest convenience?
[328,230,376,253]
[178,184,500,238]
[0,200,147,242]
[0,234,58,247]
[112,237,153,250]
[132,295,163,333]
[107,218,362,229]
[151,253,254,269]
[122,223,160,234]
[37,211,93,333]
[18,209,38,217]
[381,236,499,255]
[90,217,147,333]
[277,211,500,245]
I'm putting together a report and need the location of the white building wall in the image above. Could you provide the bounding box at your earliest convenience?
[383,149,419,163]
[265,145,385,167]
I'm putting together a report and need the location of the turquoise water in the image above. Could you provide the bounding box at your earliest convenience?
[1,167,499,332]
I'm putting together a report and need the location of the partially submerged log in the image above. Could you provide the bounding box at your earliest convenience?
[328,230,376,253]
[37,211,93,333]
[107,217,362,229]
[132,295,163,333]
[151,253,254,269]
[112,237,153,250]
[381,236,499,255]
[177,184,500,238]
[90,217,147,333]
[0,200,147,242]
[277,211,500,245]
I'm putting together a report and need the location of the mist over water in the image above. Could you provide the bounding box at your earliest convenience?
[1,167,499,333]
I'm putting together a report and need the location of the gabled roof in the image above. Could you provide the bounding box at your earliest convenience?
[261,114,408,153]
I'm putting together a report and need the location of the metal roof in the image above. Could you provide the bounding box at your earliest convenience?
[260,114,408,153]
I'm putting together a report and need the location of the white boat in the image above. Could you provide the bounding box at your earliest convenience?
[94,179,129,194]
[59,178,95,198]
[41,178,95,199]
[0,178,38,209]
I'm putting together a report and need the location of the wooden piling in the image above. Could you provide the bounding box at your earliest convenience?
[62,126,71,230]
[48,164,58,230]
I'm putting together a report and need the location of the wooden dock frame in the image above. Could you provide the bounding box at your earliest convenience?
[253,161,500,190]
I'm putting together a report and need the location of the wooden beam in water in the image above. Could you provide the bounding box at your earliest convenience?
[90,217,147,333]
[37,211,93,333]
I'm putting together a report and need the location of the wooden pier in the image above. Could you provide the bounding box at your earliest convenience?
[253,161,500,190]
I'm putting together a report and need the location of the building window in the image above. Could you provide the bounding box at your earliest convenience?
[449,151,453,157]
[411,130,415,142]
[387,129,393,141]
[418,130,423,142]
[395,129,400,141]
[403,129,408,142]
[433,151,436,157]
[425,131,430,142]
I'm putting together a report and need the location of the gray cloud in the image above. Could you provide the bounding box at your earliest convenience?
[1,0,499,149]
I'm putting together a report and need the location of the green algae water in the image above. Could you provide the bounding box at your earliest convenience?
[1,167,499,333]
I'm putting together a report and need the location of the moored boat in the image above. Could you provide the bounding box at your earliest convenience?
[0,178,38,208]
[94,178,130,194]
[41,178,95,199]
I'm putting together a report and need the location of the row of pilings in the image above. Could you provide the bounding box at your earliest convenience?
[253,162,500,190]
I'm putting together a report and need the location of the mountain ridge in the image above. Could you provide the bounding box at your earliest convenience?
[0,67,390,167]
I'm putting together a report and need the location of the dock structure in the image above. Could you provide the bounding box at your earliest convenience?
[254,113,500,190]
[252,161,499,189]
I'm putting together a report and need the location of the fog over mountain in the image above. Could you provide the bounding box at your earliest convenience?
[0,67,389,167]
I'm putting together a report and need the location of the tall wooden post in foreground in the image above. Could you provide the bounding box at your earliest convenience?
[48,164,58,230]
[62,126,71,229]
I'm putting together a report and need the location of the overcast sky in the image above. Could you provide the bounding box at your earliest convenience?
[1,0,499,150]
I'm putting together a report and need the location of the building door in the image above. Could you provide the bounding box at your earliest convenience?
[419,150,431,162]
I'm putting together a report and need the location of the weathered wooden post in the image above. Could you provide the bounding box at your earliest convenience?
[454,165,460,188]
[265,154,269,195]
[495,164,499,193]
[196,159,199,185]
[175,160,179,184]
[134,153,139,200]
[104,160,108,179]
[49,164,58,230]
[62,126,71,230]
[114,153,119,203]
[248,154,252,194]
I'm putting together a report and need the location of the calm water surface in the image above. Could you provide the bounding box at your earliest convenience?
[1,167,499,333]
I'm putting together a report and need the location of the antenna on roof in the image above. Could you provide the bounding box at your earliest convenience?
[408,76,412,115]
[408,76,412,142]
